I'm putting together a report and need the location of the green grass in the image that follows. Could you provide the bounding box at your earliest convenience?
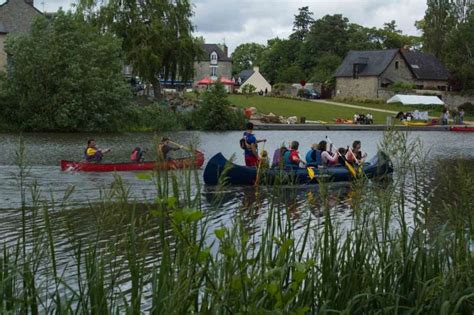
[229,95,393,124]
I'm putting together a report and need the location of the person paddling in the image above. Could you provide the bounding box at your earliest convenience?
[158,137,183,160]
[345,140,367,165]
[305,143,322,167]
[283,141,305,169]
[85,139,110,162]
[241,122,266,167]
[318,140,338,166]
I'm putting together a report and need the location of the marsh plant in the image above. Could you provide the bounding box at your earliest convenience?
[1,131,474,314]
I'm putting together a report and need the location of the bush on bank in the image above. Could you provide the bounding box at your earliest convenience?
[1,11,131,132]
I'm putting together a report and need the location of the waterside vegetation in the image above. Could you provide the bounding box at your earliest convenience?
[2,133,474,313]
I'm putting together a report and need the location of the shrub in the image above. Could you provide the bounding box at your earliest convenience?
[390,81,416,93]
[191,82,246,130]
[126,105,184,131]
[297,88,306,97]
[241,84,257,94]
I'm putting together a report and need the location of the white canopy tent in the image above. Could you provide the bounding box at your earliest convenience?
[387,94,445,106]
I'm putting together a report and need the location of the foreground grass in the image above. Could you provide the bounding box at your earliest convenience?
[2,133,474,313]
[229,95,391,124]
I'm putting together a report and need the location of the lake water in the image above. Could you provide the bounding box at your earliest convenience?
[0,130,473,305]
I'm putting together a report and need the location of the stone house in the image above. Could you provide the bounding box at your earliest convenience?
[0,0,43,70]
[236,66,271,93]
[334,49,450,99]
[194,43,232,83]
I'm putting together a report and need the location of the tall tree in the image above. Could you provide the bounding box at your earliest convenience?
[3,11,130,131]
[290,6,315,41]
[418,0,457,60]
[231,43,265,75]
[81,0,202,100]
[260,38,303,84]
[445,9,474,91]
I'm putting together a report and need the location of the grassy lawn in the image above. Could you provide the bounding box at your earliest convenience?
[228,95,392,124]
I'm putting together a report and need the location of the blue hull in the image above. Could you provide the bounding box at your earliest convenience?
[203,151,393,186]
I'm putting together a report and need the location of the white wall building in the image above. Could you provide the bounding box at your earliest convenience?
[237,67,272,93]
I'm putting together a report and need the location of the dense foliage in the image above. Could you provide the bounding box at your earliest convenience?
[191,82,246,131]
[79,0,203,100]
[2,12,131,132]
[418,0,474,92]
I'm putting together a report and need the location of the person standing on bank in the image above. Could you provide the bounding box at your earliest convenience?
[241,122,266,167]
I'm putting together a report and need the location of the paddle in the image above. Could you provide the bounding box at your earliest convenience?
[326,136,357,177]
[168,140,203,154]
[254,140,266,186]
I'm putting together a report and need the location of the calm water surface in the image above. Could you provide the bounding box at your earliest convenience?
[0,130,472,303]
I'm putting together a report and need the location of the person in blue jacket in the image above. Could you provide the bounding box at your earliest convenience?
[305,143,322,167]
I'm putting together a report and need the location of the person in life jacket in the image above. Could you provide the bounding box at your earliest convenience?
[305,143,322,166]
[283,141,305,169]
[84,139,110,162]
[345,140,367,165]
[130,147,145,163]
[317,140,338,166]
[241,122,266,167]
[271,145,288,168]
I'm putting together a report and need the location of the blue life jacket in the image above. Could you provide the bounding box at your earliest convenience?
[305,149,322,166]
[283,150,299,169]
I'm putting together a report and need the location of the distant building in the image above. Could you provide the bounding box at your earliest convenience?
[334,49,450,99]
[0,0,44,70]
[237,66,271,93]
[194,43,232,83]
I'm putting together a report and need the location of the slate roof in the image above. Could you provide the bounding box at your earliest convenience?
[334,49,399,77]
[200,43,231,62]
[401,51,449,81]
[237,69,254,84]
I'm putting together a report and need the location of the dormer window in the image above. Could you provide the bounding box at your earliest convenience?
[210,51,218,65]
[395,61,399,70]
[352,64,360,79]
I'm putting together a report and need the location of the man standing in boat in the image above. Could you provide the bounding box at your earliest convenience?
[241,122,266,167]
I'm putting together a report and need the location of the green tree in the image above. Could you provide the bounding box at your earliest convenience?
[192,82,245,130]
[276,65,305,83]
[3,12,130,131]
[418,0,457,60]
[371,21,421,49]
[290,6,315,41]
[231,43,265,75]
[260,38,302,84]
[81,0,202,100]
[445,9,474,91]
[309,53,342,83]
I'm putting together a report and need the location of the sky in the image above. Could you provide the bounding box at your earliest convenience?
[35,0,427,54]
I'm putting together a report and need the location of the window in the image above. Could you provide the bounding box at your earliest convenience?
[381,82,390,88]
[416,85,423,89]
[210,67,217,77]
[395,61,399,70]
[352,64,359,79]
[210,51,218,65]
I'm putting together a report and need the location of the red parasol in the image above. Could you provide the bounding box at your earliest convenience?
[197,76,213,85]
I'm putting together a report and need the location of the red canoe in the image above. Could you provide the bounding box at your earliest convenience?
[61,151,205,172]
[450,126,474,132]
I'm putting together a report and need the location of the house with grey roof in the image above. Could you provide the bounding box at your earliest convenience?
[334,49,449,99]
[237,66,271,93]
[193,43,232,83]
[0,0,43,70]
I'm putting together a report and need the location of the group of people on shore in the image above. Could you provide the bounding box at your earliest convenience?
[83,137,184,163]
[353,113,374,125]
[241,123,366,170]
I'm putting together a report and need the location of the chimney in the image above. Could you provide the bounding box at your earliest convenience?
[253,66,260,73]
[25,0,34,6]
